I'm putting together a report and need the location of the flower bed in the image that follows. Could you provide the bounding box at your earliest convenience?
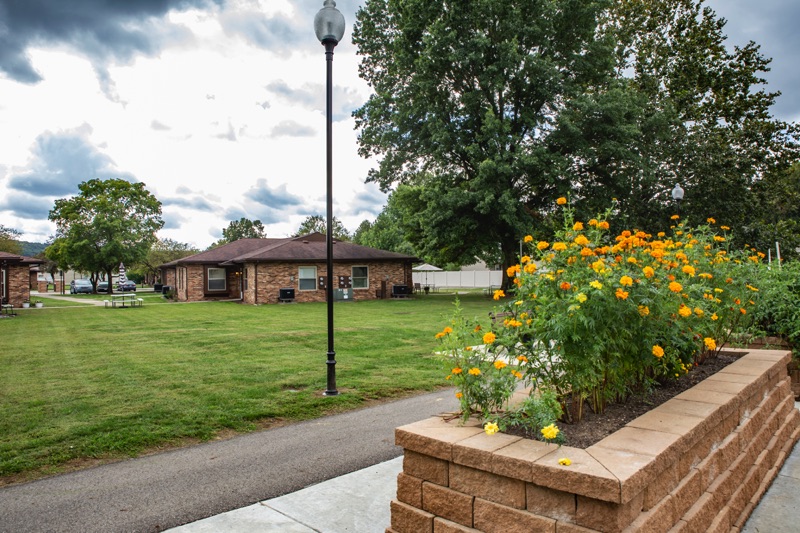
[387,349,800,533]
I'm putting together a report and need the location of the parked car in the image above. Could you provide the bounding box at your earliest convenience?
[117,280,137,292]
[97,281,109,293]
[70,279,93,294]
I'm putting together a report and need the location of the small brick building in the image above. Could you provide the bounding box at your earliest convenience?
[1,252,42,307]
[160,233,418,304]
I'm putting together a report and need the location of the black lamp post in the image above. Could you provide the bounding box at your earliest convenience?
[671,183,684,215]
[315,0,345,396]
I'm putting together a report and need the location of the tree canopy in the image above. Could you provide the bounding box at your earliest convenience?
[0,224,23,255]
[353,0,798,280]
[211,218,266,248]
[292,215,351,241]
[46,178,163,291]
[133,238,199,283]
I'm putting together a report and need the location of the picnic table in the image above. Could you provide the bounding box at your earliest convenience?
[105,294,143,308]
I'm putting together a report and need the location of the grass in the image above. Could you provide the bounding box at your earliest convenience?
[1,293,496,482]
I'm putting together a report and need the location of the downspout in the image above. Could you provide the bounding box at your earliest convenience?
[254,262,259,305]
[239,265,244,302]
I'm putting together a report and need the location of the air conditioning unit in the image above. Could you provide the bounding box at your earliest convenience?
[279,288,295,302]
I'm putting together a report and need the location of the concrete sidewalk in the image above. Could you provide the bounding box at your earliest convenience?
[170,405,800,533]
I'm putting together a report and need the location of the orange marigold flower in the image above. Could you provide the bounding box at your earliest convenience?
[707,217,716,224]
[537,241,549,250]
[452,367,463,374]
[740,308,747,315]
[524,235,534,243]
[620,276,633,287]
[455,392,463,399]
[704,337,716,351]
[552,242,567,251]
[682,265,696,277]
[493,289,505,300]
[615,288,629,300]
[678,305,692,317]
[580,247,594,257]
[443,327,453,334]
[671,215,680,220]
[468,367,482,376]
[573,222,584,231]
[598,221,610,230]
[474,324,482,332]
[483,332,496,344]
[560,282,572,290]
[669,281,683,293]
[512,370,523,379]
[589,219,598,226]
[494,360,507,370]
[435,332,445,339]
[574,235,590,247]
[652,345,664,358]
[517,355,528,363]
[557,197,567,205]
[643,266,655,278]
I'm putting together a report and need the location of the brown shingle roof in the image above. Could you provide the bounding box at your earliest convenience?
[0,252,43,264]
[164,233,417,267]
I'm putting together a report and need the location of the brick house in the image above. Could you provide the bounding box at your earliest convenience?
[0,252,43,307]
[159,233,418,304]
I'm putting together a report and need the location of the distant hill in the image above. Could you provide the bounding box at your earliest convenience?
[20,241,47,257]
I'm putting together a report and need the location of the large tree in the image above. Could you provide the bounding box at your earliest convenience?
[353,0,617,279]
[47,178,163,291]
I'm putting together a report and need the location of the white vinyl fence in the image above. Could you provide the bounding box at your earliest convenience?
[412,270,503,289]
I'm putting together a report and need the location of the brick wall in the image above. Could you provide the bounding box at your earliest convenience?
[387,349,800,533]
[5,265,31,307]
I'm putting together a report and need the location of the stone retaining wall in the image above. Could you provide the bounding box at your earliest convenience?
[387,349,800,533]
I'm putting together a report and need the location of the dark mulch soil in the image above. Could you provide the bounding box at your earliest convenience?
[505,352,742,449]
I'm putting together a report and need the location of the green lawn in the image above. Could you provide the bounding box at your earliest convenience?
[1,293,496,482]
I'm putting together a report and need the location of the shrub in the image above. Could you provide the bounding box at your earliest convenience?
[437,199,763,425]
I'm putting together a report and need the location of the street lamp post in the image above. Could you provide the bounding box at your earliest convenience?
[315,0,345,396]
[671,183,685,215]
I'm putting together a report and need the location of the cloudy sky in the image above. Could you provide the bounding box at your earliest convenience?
[1,0,798,249]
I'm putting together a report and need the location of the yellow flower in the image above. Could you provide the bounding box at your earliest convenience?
[576,293,587,303]
[598,221,610,230]
[541,424,560,440]
[484,422,499,435]
[590,280,603,290]
[520,255,531,264]
[669,281,683,293]
[643,266,655,278]
[704,337,717,351]
[552,242,567,251]
[589,219,598,226]
[537,241,549,250]
[620,276,633,287]
[682,265,696,277]
[694,307,704,317]
[638,305,650,316]
[512,370,523,379]
[517,355,529,363]
[652,345,664,358]
[493,289,505,300]
[494,360,507,370]
[711,313,719,321]
[507,265,520,277]
[468,367,481,376]
[483,332,496,344]
[707,217,716,224]
[558,458,572,466]
[678,304,692,318]
[721,225,730,231]
[524,263,537,274]
[557,197,567,205]
[524,235,533,243]
[452,367,463,374]
[573,222,584,231]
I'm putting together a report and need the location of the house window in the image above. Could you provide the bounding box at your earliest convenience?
[298,266,316,290]
[243,266,248,291]
[207,267,226,291]
[352,266,368,289]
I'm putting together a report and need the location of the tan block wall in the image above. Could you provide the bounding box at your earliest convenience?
[388,350,800,533]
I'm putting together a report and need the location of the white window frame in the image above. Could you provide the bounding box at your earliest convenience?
[352,265,369,289]
[207,267,226,292]
[298,266,317,291]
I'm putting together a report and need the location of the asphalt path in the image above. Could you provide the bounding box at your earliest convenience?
[0,389,458,533]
